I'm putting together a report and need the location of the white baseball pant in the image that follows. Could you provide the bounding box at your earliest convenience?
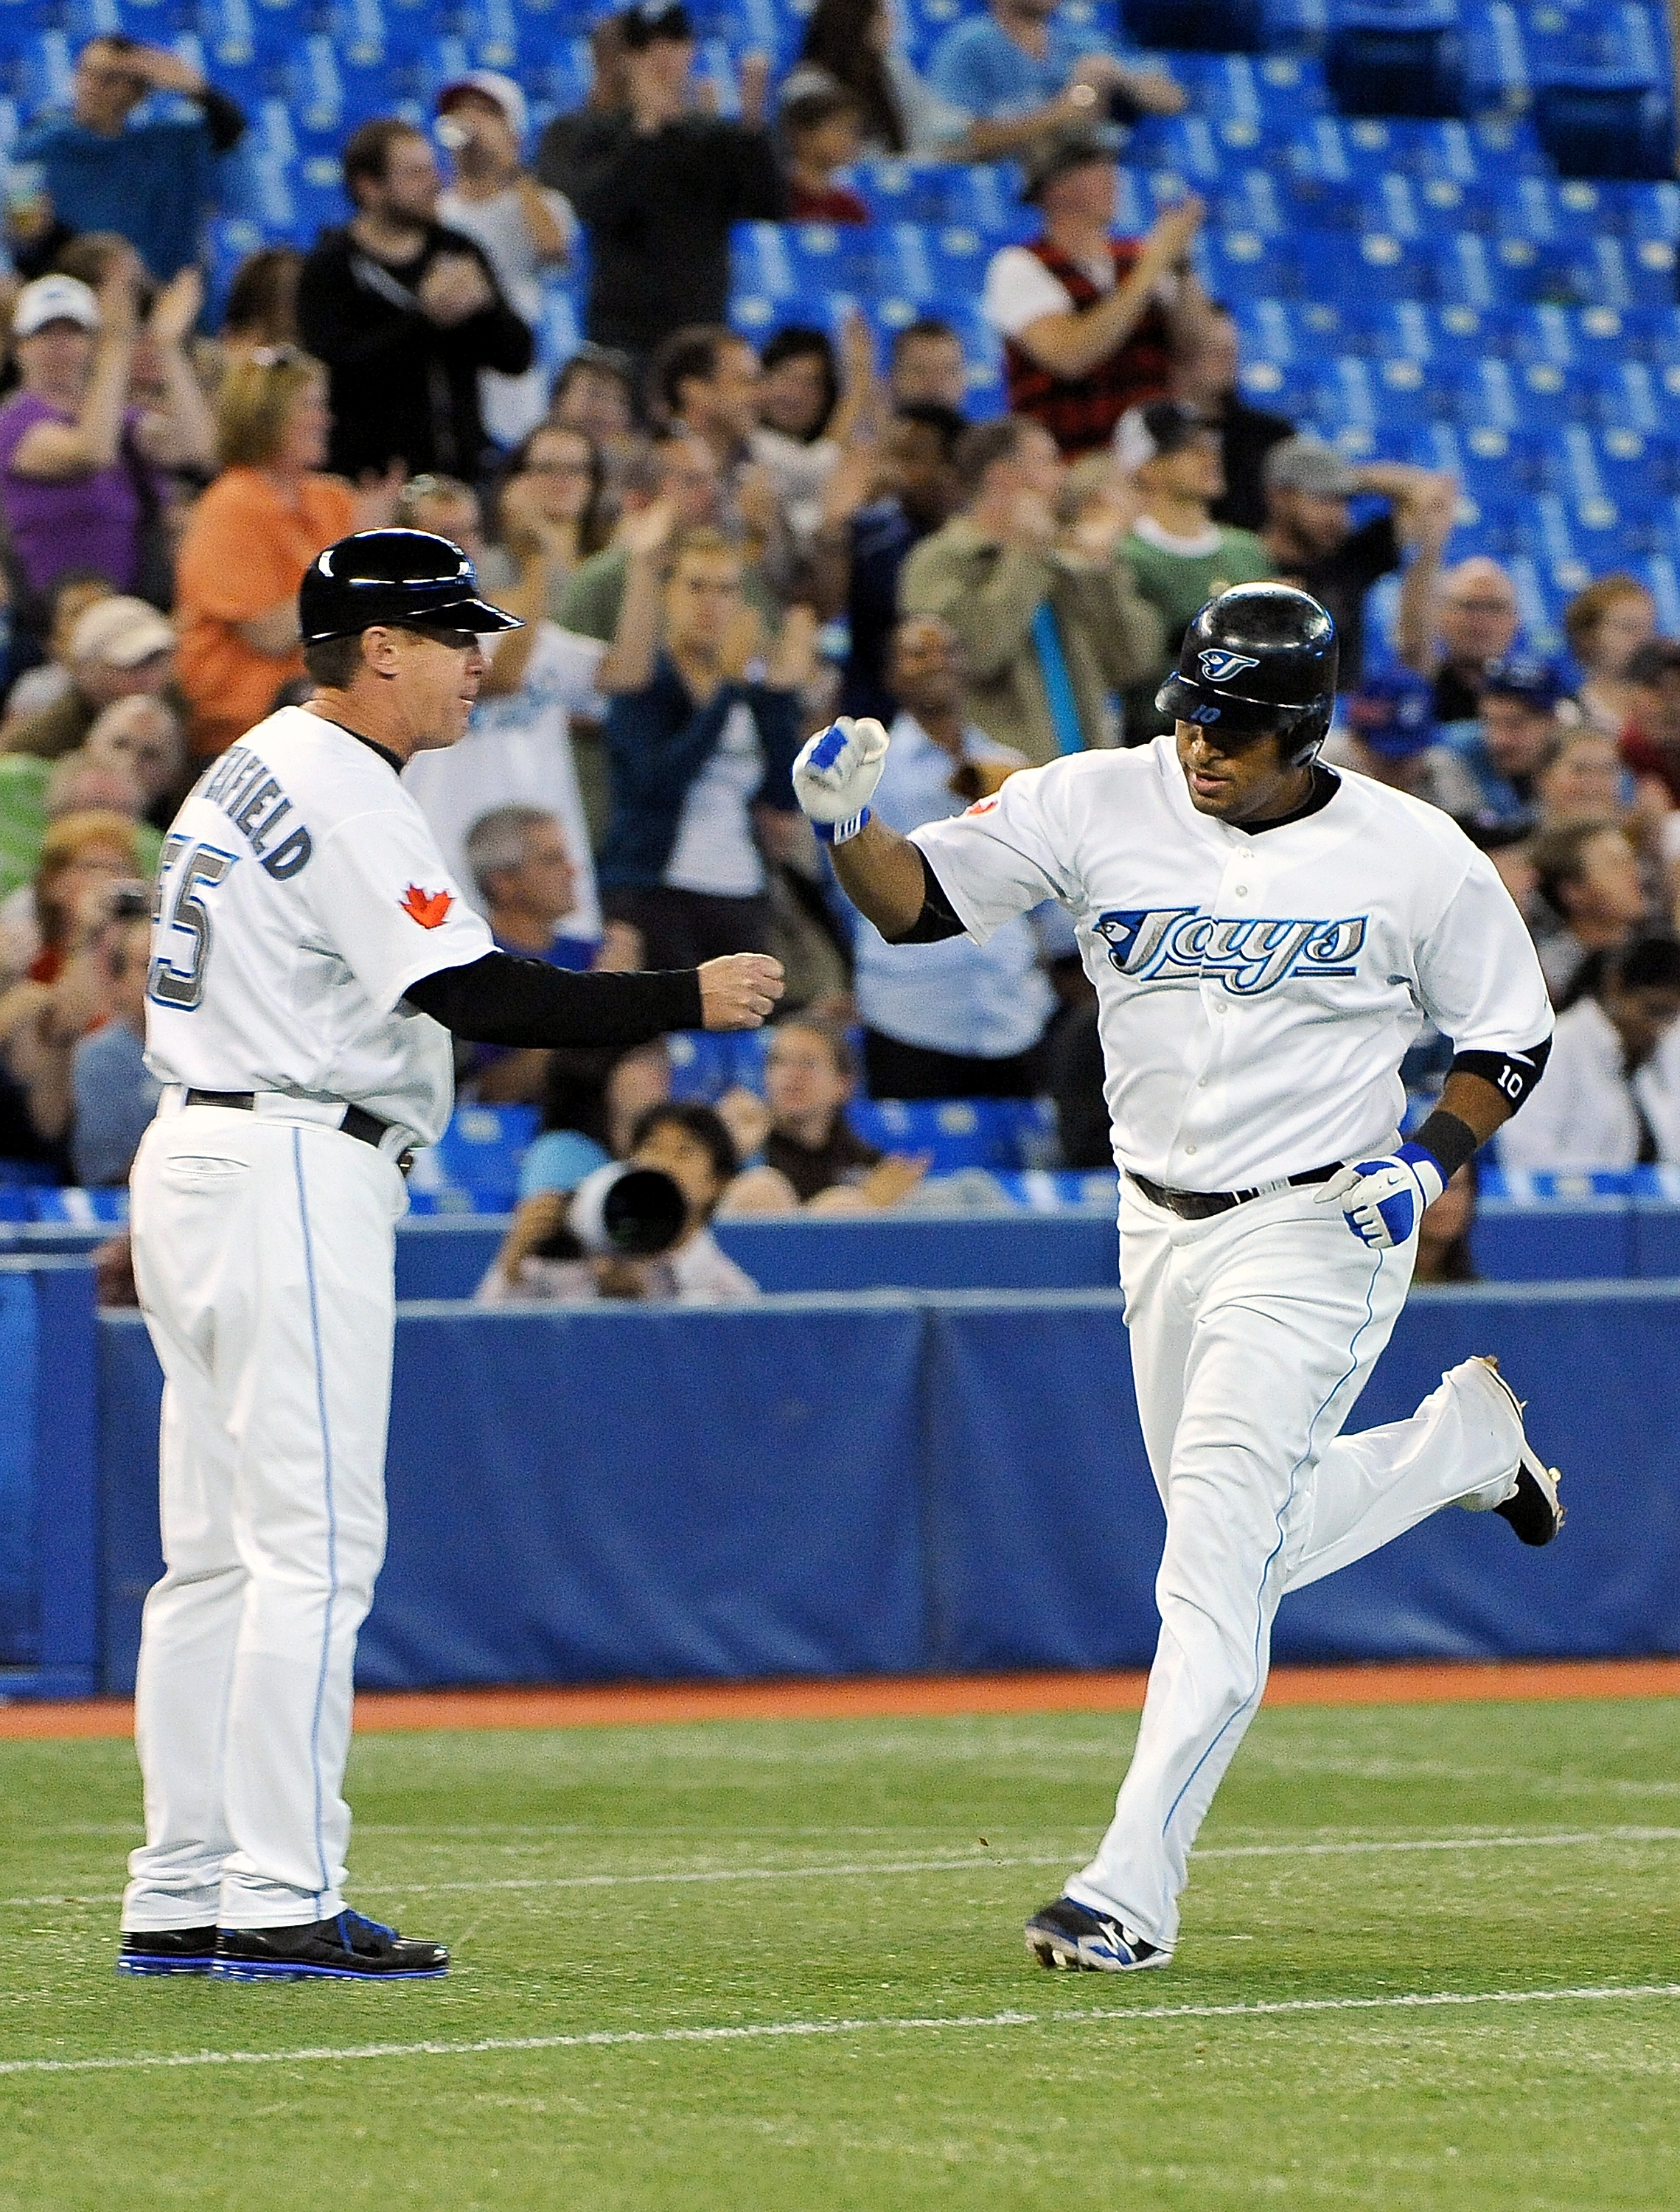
[1064,1180,1524,1952]
[122,1095,406,1932]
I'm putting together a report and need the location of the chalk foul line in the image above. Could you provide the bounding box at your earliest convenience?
[7,1826,1680,1913]
[1,1983,1678,2080]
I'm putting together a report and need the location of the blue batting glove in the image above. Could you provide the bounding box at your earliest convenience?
[1315,1143,1446,1250]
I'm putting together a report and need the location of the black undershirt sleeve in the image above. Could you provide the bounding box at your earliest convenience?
[883,849,969,945]
[404,953,703,1047]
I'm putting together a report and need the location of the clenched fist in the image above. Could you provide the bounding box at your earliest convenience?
[699,953,785,1031]
[792,717,890,845]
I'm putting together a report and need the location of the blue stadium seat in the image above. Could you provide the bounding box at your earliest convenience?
[666,1032,740,1102]
[666,1029,774,1102]
[1199,224,1300,302]
[845,1097,1056,1175]
[1133,113,1230,189]
[29,1186,128,1224]
[1177,49,1328,145]
[1325,0,1468,120]
[1463,0,1527,111]
[875,220,991,304]
[990,1169,1120,1211]
[850,160,965,231]
[1536,82,1673,182]
[433,1105,540,1210]
[1311,353,1432,448]
[1122,0,1266,53]
[1303,224,1432,302]
[15,25,71,111]
[1215,167,1292,238]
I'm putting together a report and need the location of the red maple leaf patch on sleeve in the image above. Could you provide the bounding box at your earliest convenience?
[400,884,454,929]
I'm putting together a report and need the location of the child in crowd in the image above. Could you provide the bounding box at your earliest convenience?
[779,84,869,224]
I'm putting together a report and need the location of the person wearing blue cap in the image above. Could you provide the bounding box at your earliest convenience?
[1430,655,1565,835]
[1330,667,1453,805]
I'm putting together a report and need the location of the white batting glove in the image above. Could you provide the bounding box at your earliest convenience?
[792,717,890,846]
[1315,1144,1446,1251]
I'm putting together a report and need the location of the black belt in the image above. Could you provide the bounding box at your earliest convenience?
[1128,1163,1342,1222]
[184,1090,412,1172]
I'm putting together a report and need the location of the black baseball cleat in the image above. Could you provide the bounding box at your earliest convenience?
[116,1925,218,1976]
[211,1909,448,1982]
[1025,1896,1170,1973]
[1474,1357,1565,1547]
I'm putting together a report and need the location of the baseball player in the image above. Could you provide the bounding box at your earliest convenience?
[118,529,783,1982]
[795,582,1560,1974]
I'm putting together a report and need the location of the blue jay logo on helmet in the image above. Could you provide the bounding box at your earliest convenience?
[1196,649,1262,684]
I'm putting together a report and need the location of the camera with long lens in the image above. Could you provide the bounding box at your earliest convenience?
[533,1161,688,1262]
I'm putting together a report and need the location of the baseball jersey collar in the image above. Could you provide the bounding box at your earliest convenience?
[318,715,405,777]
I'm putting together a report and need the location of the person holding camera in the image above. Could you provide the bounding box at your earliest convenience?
[479,1099,756,1303]
[434,74,575,453]
[71,902,161,1186]
[0,808,148,1157]
[930,0,1183,146]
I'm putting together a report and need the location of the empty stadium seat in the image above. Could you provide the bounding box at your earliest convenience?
[433,1105,540,1210]
[1120,0,1266,53]
[845,1097,1056,1175]
[29,1186,128,1224]
[1325,0,1468,119]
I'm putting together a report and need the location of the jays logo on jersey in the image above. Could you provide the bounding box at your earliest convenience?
[1094,907,1369,997]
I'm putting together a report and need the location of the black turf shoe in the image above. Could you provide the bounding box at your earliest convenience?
[1025,1896,1170,1972]
[211,1909,448,1981]
[1474,1357,1566,1547]
[116,1925,217,1976]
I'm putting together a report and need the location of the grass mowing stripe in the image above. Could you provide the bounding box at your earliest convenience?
[9,1825,1680,1913]
[2,1983,1679,2081]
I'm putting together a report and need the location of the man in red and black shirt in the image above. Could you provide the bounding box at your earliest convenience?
[981,130,1212,457]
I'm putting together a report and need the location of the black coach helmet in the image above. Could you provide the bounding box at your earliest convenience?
[299,529,523,645]
[1156,582,1339,766]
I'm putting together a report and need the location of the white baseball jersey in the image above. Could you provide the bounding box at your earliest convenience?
[144,706,494,1147]
[910,736,1553,1191]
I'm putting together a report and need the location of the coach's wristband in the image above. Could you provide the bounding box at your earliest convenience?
[815,807,871,846]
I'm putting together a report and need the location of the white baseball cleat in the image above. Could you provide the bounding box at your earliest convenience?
[1458,1356,1565,1547]
[1025,1897,1171,1972]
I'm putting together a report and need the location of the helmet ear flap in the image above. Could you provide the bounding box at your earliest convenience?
[1285,700,1332,767]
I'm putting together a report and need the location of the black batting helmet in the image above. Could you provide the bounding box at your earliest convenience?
[1156,582,1339,766]
[299,529,523,646]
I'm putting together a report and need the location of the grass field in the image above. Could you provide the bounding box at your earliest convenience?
[1,1697,1678,2211]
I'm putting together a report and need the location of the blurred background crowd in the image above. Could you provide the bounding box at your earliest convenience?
[1,0,1680,1299]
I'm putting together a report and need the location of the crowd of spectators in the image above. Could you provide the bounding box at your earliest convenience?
[0,4,1678,1222]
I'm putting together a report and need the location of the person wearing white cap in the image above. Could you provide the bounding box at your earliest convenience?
[0,262,215,636]
[436,74,577,451]
[1,594,178,763]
